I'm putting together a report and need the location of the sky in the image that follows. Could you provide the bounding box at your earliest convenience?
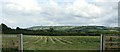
[0,0,120,28]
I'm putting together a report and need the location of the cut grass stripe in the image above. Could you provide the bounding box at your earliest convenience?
[32,36,40,43]
[48,37,56,44]
[44,36,48,44]
[57,37,73,44]
[34,36,43,44]
[40,36,43,40]
[53,37,66,44]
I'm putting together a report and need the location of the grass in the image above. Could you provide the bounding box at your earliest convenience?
[2,34,101,50]
[2,34,19,51]
[48,37,56,44]
[2,34,119,52]
[23,35,100,50]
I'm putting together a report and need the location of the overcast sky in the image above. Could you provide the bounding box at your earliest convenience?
[0,0,120,28]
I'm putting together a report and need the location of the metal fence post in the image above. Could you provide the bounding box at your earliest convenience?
[100,34,103,52]
[100,34,106,52]
[18,34,23,52]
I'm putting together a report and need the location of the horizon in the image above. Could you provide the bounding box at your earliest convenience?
[0,0,119,28]
[0,23,119,29]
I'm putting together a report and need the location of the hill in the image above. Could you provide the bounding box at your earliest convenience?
[0,23,120,36]
[26,26,120,32]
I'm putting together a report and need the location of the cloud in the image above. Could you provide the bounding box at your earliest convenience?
[95,0,120,2]
[2,0,41,16]
[4,0,40,11]
[1,0,119,28]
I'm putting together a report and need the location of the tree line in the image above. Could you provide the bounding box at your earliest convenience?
[0,23,119,36]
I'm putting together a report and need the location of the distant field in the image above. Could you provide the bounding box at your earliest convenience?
[23,35,100,50]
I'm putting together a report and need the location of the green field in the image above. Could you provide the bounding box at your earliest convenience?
[2,34,101,50]
[23,35,100,50]
[2,34,19,51]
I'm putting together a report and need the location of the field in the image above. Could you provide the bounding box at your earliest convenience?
[2,34,19,50]
[23,35,100,50]
[2,34,101,50]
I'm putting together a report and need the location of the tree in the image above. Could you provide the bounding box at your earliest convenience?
[49,28,54,32]
[0,23,13,34]
[1,23,8,30]
[16,27,21,30]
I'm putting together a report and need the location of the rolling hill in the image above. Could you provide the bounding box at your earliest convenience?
[26,26,120,32]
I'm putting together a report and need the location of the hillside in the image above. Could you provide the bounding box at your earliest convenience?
[0,23,120,35]
[26,26,120,32]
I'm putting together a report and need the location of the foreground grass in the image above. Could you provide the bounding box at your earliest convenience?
[2,34,101,50]
[2,34,119,51]
[23,35,100,50]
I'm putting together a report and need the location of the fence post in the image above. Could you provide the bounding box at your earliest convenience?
[102,34,106,50]
[100,34,106,52]
[18,34,23,52]
[100,34,103,51]
[100,34,103,52]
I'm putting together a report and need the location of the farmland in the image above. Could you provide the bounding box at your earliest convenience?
[2,34,19,51]
[23,35,100,50]
[2,34,101,50]
[2,34,120,51]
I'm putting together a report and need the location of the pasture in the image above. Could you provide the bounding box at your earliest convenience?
[2,34,19,50]
[2,34,101,50]
[23,35,100,50]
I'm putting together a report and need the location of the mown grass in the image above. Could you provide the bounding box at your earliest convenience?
[23,35,100,50]
[2,34,101,50]
[2,34,119,52]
